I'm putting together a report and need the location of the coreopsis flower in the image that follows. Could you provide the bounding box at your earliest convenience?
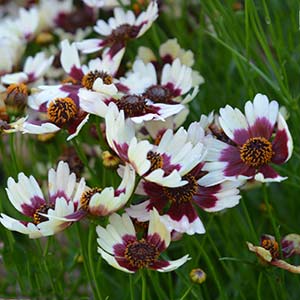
[82,0,130,9]
[1,52,54,86]
[105,104,204,187]
[96,209,190,273]
[247,234,300,274]
[0,161,86,239]
[79,163,135,216]
[137,38,204,87]
[22,39,122,139]
[203,94,293,185]
[76,1,159,57]
[127,165,241,235]
[126,122,241,235]
[119,58,198,105]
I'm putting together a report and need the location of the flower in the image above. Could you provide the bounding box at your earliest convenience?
[22,39,123,140]
[105,104,205,187]
[1,52,54,87]
[203,94,293,184]
[281,234,300,258]
[82,0,130,9]
[119,58,198,105]
[247,234,300,274]
[0,161,86,239]
[76,1,159,57]
[96,209,190,273]
[137,38,204,87]
[126,165,241,235]
[79,163,136,216]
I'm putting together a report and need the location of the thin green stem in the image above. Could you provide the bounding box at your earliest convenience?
[257,272,263,300]
[72,138,97,181]
[129,275,134,300]
[141,271,147,300]
[179,285,193,300]
[88,223,103,300]
[9,134,19,175]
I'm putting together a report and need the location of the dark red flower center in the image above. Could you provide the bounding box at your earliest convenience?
[111,24,139,41]
[240,137,273,168]
[33,204,55,225]
[124,239,159,269]
[81,71,113,90]
[163,173,198,203]
[143,85,172,104]
[116,95,155,118]
[47,97,78,127]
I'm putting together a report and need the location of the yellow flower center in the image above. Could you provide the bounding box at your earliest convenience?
[240,137,273,168]
[81,71,113,90]
[47,97,77,127]
[80,188,102,211]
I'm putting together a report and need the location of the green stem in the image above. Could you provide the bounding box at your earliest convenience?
[262,184,280,244]
[76,223,102,300]
[129,275,134,300]
[179,285,193,300]
[9,134,19,175]
[141,271,147,300]
[88,223,103,300]
[241,196,258,242]
[257,272,263,300]
[72,138,97,181]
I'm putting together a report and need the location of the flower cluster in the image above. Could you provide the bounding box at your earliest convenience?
[0,0,294,276]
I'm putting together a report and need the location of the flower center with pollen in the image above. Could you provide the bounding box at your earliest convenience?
[240,137,273,168]
[116,95,150,118]
[81,71,113,90]
[144,85,172,104]
[80,187,102,211]
[163,173,198,203]
[261,237,280,259]
[33,204,55,225]
[124,239,159,269]
[47,97,77,127]
[146,151,163,173]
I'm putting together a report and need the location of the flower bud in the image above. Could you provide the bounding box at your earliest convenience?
[4,83,28,117]
[189,268,207,284]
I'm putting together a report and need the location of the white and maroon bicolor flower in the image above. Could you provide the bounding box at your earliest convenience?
[105,104,205,187]
[137,38,204,87]
[1,52,54,87]
[96,209,190,273]
[79,163,136,216]
[126,161,241,235]
[22,88,90,141]
[76,1,158,57]
[0,161,86,239]
[119,58,197,105]
[22,39,123,139]
[202,94,293,184]
[82,0,130,9]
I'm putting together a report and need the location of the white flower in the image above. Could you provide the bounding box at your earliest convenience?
[0,161,86,239]
[96,209,190,273]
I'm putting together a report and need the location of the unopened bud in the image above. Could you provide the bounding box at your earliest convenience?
[189,268,207,284]
[4,83,28,117]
